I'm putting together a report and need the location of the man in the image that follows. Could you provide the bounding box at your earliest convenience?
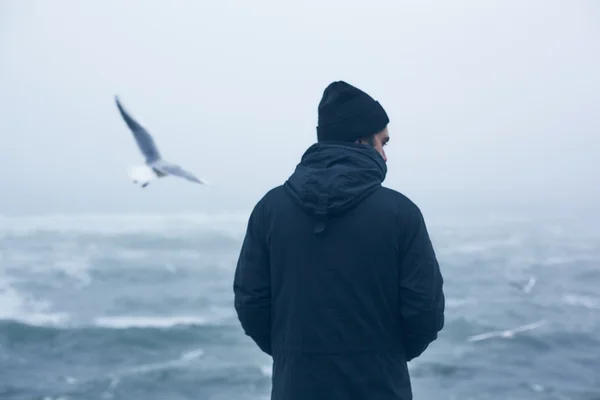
[233,81,445,400]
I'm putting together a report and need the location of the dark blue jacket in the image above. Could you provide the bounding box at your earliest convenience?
[233,142,445,400]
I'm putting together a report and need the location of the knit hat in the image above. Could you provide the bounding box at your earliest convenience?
[316,81,389,142]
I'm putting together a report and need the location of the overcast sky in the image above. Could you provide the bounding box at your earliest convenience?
[1,0,598,216]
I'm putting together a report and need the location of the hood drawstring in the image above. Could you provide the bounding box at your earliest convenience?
[283,142,387,236]
[313,194,329,234]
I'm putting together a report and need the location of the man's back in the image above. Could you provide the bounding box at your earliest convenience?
[234,142,445,400]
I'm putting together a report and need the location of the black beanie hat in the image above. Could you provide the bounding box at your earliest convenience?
[316,81,389,142]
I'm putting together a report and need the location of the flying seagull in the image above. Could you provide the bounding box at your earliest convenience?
[467,320,547,342]
[114,96,209,188]
[509,276,537,294]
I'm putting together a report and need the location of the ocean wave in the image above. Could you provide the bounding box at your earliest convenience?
[446,297,479,308]
[409,361,479,379]
[110,347,205,378]
[92,315,210,329]
[440,235,524,256]
[0,311,235,331]
[0,273,71,327]
[0,212,251,235]
[0,312,70,327]
[259,364,272,378]
[563,294,599,310]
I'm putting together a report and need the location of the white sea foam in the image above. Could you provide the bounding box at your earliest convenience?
[109,347,204,378]
[563,294,599,310]
[92,315,209,329]
[260,364,272,377]
[93,304,234,329]
[0,291,236,329]
[0,274,69,326]
[2,247,93,290]
[446,298,479,308]
[0,313,233,329]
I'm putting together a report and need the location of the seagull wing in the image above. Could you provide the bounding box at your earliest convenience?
[115,96,161,163]
[152,163,209,185]
[508,320,546,335]
[467,330,504,342]
[523,277,537,293]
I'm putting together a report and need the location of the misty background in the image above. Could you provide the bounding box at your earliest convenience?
[1,0,598,217]
[2,2,600,399]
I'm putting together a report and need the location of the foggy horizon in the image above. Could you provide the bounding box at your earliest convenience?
[1,1,598,217]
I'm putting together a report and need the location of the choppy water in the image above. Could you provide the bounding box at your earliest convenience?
[1,211,599,400]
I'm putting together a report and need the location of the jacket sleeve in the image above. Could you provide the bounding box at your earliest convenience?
[398,206,445,361]
[233,200,272,356]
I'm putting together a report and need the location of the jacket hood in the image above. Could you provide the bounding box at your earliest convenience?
[283,142,387,234]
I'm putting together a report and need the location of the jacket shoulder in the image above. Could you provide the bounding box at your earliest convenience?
[256,185,285,207]
[247,185,285,218]
[376,186,423,218]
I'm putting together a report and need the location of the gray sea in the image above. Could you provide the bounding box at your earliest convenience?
[0,210,599,400]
